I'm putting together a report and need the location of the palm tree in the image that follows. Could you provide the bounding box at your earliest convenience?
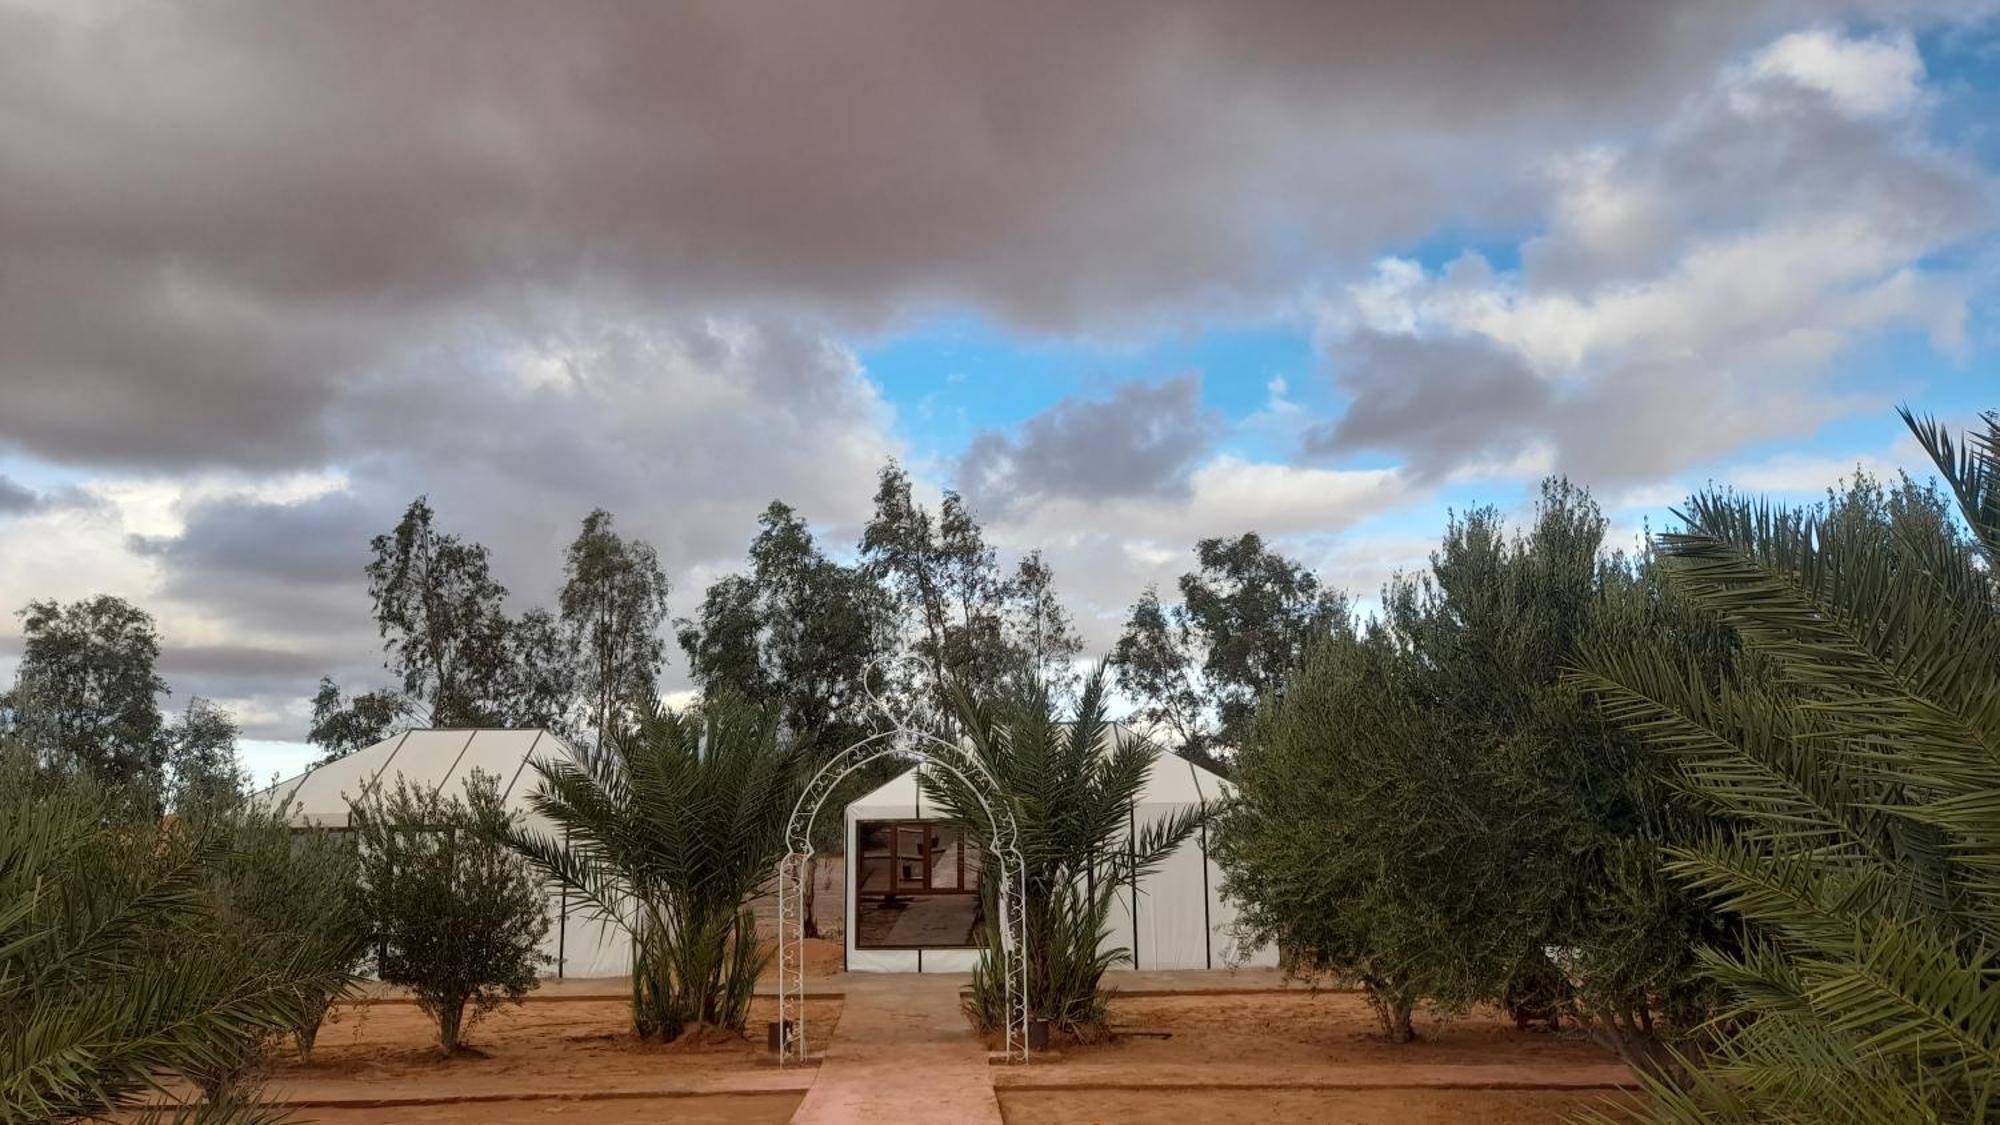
[927,667,1200,1038]
[1573,407,2000,1121]
[0,746,354,1123]
[504,694,799,1042]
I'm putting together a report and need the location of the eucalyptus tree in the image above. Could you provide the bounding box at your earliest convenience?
[306,676,413,765]
[1113,533,1347,767]
[679,500,891,752]
[860,462,1081,713]
[926,668,1199,1038]
[163,695,248,811]
[1008,549,1084,698]
[504,695,799,1042]
[365,497,515,727]
[1574,408,2000,1122]
[559,508,670,750]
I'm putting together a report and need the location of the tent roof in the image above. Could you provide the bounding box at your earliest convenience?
[256,728,573,828]
[845,723,1233,820]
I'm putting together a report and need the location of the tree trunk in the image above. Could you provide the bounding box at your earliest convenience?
[1364,979,1417,1044]
[435,994,467,1053]
[1385,996,1415,1044]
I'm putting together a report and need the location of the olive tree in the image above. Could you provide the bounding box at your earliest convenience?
[348,771,550,1052]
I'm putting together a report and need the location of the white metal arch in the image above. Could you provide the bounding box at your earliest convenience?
[775,727,1030,1065]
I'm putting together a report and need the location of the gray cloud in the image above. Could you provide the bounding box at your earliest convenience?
[0,0,1890,471]
[100,315,895,737]
[0,475,38,514]
[1305,333,1552,480]
[959,375,1217,512]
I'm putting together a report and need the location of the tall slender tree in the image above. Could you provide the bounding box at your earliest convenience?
[861,461,1082,712]
[162,696,246,811]
[559,509,671,751]
[364,498,514,727]
[1008,549,1085,698]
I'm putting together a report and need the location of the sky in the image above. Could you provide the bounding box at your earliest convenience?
[1,1,1997,783]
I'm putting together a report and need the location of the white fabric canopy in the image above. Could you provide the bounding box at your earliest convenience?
[256,729,629,979]
[841,728,1278,973]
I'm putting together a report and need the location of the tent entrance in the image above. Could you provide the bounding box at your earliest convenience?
[775,727,1029,1067]
[855,819,983,949]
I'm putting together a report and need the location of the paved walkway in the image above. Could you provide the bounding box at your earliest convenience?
[791,972,1002,1125]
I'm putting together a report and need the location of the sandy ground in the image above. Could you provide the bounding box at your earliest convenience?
[195,895,1633,1125]
[290,1092,807,1124]
[992,990,1632,1124]
[999,1088,1611,1124]
[243,937,847,1123]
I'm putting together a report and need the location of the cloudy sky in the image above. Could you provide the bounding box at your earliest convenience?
[3,1,1997,781]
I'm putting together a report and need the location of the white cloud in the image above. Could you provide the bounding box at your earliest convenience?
[1311,24,1988,485]
[1746,29,1925,119]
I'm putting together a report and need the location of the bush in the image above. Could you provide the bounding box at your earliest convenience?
[349,770,551,1052]
[928,669,1198,1040]
[506,695,798,1041]
[0,742,351,1122]
[205,801,371,1065]
[1574,408,2000,1121]
[1217,481,1728,1057]
[1213,625,1481,1041]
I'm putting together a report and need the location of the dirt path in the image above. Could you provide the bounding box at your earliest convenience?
[791,972,1002,1125]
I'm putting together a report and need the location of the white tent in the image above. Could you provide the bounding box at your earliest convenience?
[842,729,1278,973]
[257,729,628,979]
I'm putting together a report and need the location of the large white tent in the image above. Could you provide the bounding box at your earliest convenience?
[257,728,628,979]
[842,728,1278,974]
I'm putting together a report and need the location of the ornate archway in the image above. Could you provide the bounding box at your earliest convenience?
[774,726,1030,1065]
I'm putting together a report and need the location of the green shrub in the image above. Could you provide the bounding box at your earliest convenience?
[1574,408,2000,1121]
[929,669,1198,1040]
[0,742,350,1122]
[348,771,550,1052]
[505,695,798,1042]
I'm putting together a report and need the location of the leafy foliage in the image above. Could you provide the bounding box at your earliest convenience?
[861,462,1085,714]
[679,500,893,755]
[362,497,587,733]
[348,771,550,1052]
[3,594,169,789]
[504,695,799,1042]
[926,668,1199,1038]
[1113,533,1346,768]
[1575,408,2000,1122]
[1214,624,1467,1041]
[1218,481,1727,1057]
[163,697,249,813]
[306,676,413,767]
[560,508,672,750]
[0,742,354,1122]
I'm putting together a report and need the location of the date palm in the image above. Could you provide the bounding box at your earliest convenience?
[1574,407,2000,1122]
[503,694,799,1042]
[0,749,354,1123]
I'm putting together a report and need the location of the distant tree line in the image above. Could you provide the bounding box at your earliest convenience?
[3,453,1367,810]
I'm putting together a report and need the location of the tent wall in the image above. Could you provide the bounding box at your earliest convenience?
[842,742,1278,974]
[258,728,632,980]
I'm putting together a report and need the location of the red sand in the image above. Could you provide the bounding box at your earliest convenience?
[190,936,1635,1124]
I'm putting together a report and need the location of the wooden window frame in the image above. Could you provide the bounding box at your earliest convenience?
[854,818,984,950]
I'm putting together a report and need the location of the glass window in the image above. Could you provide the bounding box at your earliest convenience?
[854,819,983,949]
